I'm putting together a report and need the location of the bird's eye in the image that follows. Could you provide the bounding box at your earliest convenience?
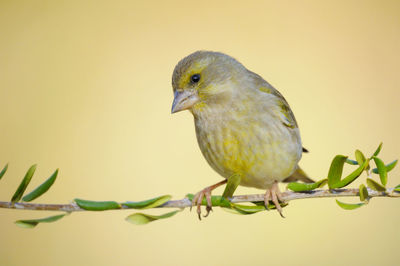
[190,74,201,83]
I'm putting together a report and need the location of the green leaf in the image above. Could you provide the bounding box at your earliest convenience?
[0,163,8,180]
[74,198,121,211]
[186,193,195,201]
[225,202,288,215]
[15,214,67,229]
[355,150,370,171]
[394,185,400,192]
[372,157,387,186]
[186,194,231,208]
[218,197,232,208]
[250,200,287,209]
[346,159,358,165]
[126,210,180,225]
[372,160,398,174]
[222,174,241,198]
[327,155,348,188]
[359,184,368,202]
[11,164,37,202]
[366,178,386,192]
[122,195,171,209]
[372,142,383,157]
[330,159,369,189]
[336,200,365,210]
[231,203,266,214]
[287,179,327,192]
[355,150,366,166]
[22,169,58,202]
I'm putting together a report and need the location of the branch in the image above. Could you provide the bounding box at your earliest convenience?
[1,143,399,226]
[1,187,399,212]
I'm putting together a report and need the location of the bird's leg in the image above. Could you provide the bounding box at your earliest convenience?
[264,181,285,218]
[191,179,227,220]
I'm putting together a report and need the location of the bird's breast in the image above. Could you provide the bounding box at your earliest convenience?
[193,106,302,189]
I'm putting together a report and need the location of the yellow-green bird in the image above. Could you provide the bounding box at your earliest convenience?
[171,51,312,219]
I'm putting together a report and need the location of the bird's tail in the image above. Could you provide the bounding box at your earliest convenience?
[282,167,314,183]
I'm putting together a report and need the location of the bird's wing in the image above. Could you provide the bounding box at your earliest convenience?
[259,85,298,129]
[252,72,298,129]
[275,94,298,129]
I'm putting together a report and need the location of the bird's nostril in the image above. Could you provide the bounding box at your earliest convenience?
[180,97,188,104]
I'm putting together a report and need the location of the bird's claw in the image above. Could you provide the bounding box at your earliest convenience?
[264,181,285,218]
[204,205,213,218]
[191,187,213,220]
[190,180,227,220]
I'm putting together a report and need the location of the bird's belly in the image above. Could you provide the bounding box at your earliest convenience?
[195,117,302,189]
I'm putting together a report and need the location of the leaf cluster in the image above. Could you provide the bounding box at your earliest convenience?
[0,164,62,228]
[287,143,398,210]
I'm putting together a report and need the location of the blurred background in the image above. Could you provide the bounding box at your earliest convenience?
[1,0,399,265]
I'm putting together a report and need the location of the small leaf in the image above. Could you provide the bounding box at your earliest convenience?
[214,196,232,208]
[0,163,8,180]
[287,179,327,192]
[231,203,266,214]
[126,210,180,225]
[372,160,398,174]
[226,202,288,215]
[74,198,121,211]
[123,195,171,209]
[186,194,231,208]
[253,201,289,209]
[355,150,366,166]
[216,196,232,208]
[372,157,387,186]
[372,142,383,157]
[345,159,358,165]
[15,213,67,228]
[394,185,400,192]
[22,169,58,202]
[359,184,369,202]
[222,174,241,198]
[366,178,386,192]
[330,159,369,189]
[11,164,37,202]
[327,155,348,188]
[355,150,370,171]
[336,200,365,210]
[186,194,194,200]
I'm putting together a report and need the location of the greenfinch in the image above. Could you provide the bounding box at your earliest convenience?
[171,51,311,219]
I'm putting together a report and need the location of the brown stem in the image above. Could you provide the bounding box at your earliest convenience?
[0,188,398,212]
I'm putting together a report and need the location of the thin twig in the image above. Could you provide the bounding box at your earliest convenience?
[0,188,398,212]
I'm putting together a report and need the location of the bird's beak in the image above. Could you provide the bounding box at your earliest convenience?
[171,90,200,114]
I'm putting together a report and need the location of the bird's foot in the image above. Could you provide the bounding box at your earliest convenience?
[264,181,285,218]
[191,179,227,220]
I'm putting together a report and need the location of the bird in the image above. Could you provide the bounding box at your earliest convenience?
[171,51,312,219]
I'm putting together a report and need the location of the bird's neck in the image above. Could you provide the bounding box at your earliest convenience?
[190,90,235,120]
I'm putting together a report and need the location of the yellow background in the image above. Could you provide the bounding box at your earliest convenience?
[1,1,400,265]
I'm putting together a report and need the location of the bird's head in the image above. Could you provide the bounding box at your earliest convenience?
[171,51,245,114]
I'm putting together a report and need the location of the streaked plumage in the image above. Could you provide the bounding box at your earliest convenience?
[171,51,309,218]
